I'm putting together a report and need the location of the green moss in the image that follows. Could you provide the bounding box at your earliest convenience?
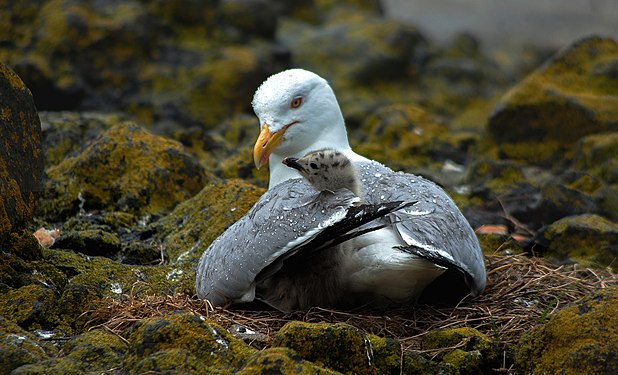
[487,36,618,166]
[477,232,525,255]
[421,327,500,373]
[13,329,130,374]
[159,178,264,266]
[274,321,396,374]
[7,230,43,261]
[132,348,231,374]
[0,316,54,374]
[498,140,562,166]
[0,284,55,329]
[403,352,454,375]
[124,312,256,372]
[516,287,618,374]
[0,62,43,244]
[354,104,448,170]
[24,248,195,333]
[218,146,269,187]
[541,214,618,269]
[465,159,526,195]
[238,347,339,374]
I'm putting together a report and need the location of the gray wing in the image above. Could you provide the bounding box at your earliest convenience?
[196,178,414,306]
[355,161,487,296]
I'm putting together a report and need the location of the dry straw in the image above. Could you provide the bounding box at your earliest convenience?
[87,254,616,353]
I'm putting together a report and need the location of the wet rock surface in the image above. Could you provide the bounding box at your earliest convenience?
[0,63,44,247]
[516,286,618,375]
[0,0,617,373]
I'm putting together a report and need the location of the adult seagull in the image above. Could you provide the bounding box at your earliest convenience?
[196,69,486,311]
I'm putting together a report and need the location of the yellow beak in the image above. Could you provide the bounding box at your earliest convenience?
[253,124,287,169]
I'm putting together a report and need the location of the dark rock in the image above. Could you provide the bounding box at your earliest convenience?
[353,103,476,178]
[273,321,402,374]
[218,0,280,40]
[0,63,44,246]
[535,213,618,269]
[39,111,130,168]
[147,0,218,27]
[11,329,126,374]
[52,229,121,258]
[123,312,255,373]
[0,316,54,373]
[421,327,502,374]
[516,286,618,374]
[282,13,425,84]
[0,284,55,329]
[421,33,507,118]
[487,36,618,166]
[11,58,85,111]
[239,347,337,374]
[40,122,209,222]
[573,132,618,184]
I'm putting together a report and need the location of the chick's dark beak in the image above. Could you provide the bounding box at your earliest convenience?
[282,157,307,173]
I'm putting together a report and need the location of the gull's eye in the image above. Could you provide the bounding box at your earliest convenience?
[290,96,303,109]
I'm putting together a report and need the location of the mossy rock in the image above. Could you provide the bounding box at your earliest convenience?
[159,178,264,266]
[53,229,121,258]
[0,62,44,245]
[353,104,469,174]
[11,329,127,375]
[273,321,401,375]
[516,286,618,374]
[123,311,256,372]
[284,11,424,83]
[238,347,339,374]
[0,284,55,330]
[15,248,196,334]
[0,316,54,374]
[487,36,618,165]
[402,351,456,375]
[476,232,525,255]
[39,111,129,168]
[421,327,501,374]
[464,159,527,196]
[573,132,618,183]
[41,122,209,221]
[536,213,618,269]
[5,229,43,262]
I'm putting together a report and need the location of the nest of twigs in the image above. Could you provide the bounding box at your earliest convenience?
[87,254,616,353]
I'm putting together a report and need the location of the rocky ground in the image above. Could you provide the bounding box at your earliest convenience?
[1,1,617,374]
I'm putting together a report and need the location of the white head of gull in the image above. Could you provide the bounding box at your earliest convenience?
[196,68,486,311]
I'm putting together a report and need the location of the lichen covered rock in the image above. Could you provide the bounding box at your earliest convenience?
[11,329,127,374]
[238,347,339,374]
[421,327,501,374]
[41,122,209,221]
[353,104,466,174]
[536,213,618,269]
[123,312,255,373]
[516,286,618,374]
[273,321,401,375]
[39,111,129,168]
[0,62,44,245]
[0,316,54,374]
[573,132,618,184]
[487,36,618,165]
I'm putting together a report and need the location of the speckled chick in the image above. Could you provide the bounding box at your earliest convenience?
[282,148,361,197]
